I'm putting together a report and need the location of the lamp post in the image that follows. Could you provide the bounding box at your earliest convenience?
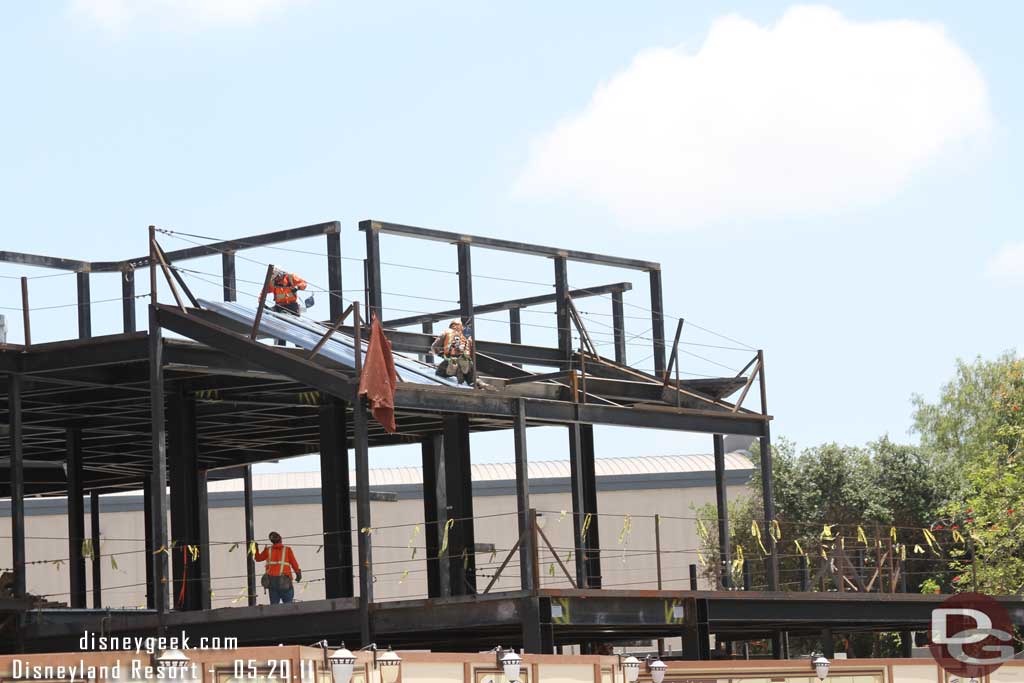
[644,657,666,683]
[329,644,356,683]
[812,656,830,681]
[618,656,640,683]
[155,649,193,681]
[494,647,523,683]
[327,643,401,683]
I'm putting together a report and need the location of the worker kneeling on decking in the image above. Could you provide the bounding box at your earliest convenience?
[256,531,302,604]
[263,268,312,345]
[431,319,475,385]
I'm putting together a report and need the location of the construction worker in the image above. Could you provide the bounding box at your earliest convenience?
[255,531,302,605]
[430,319,475,385]
[263,269,308,345]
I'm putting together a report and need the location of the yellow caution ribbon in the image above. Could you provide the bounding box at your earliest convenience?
[618,514,632,545]
[890,526,897,542]
[696,519,710,542]
[794,540,805,557]
[408,524,421,559]
[899,544,907,561]
[952,529,965,545]
[188,545,199,561]
[581,513,593,542]
[750,520,768,555]
[82,539,94,559]
[770,519,782,543]
[154,545,171,557]
[232,589,247,605]
[399,570,409,584]
[360,526,374,535]
[731,545,745,574]
[549,563,555,577]
[558,510,568,523]
[913,544,925,555]
[110,555,118,571]
[922,528,940,556]
[856,526,868,546]
[248,541,257,557]
[439,519,455,556]
[821,524,836,540]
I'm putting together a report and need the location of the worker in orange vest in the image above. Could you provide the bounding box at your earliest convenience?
[263,269,308,345]
[255,531,302,604]
[431,319,475,385]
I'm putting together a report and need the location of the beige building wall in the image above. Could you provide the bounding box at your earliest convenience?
[3,455,752,609]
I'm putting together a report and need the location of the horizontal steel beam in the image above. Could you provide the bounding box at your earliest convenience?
[155,305,357,402]
[362,220,660,271]
[384,282,633,328]
[89,221,341,272]
[0,251,90,272]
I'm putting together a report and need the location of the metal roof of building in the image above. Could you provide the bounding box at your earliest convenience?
[207,452,753,493]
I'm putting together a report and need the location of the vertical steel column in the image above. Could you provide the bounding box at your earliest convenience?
[90,491,102,608]
[66,428,87,607]
[457,242,473,322]
[553,257,571,368]
[421,435,443,598]
[77,271,92,339]
[513,399,534,591]
[243,466,257,606]
[649,269,666,376]
[772,632,786,660]
[760,423,779,591]
[320,398,354,598]
[197,469,211,610]
[509,308,522,368]
[821,627,835,659]
[326,228,343,321]
[442,414,476,594]
[169,387,204,611]
[361,221,383,321]
[422,322,435,365]
[520,597,554,654]
[580,424,601,587]
[900,631,914,657]
[611,290,626,365]
[143,474,155,609]
[148,306,169,615]
[222,252,237,302]
[713,434,731,588]
[353,397,375,644]
[681,598,711,660]
[567,424,588,587]
[122,269,136,333]
[9,373,26,597]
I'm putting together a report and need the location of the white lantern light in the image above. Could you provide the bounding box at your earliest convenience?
[376,649,402,683]
[329,646,357,683]
[500,650,522,683]
[621,656,641,683]
[813,656,830,681]
[647,659,666,683]
[156,649,191,669]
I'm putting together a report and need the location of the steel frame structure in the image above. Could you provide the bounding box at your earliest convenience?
[6,220,1016,657]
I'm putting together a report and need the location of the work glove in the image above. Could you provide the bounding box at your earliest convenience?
[295,571,302,583]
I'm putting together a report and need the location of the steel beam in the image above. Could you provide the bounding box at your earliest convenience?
[384,282,631,329]
[580,424,601,587]
[148,306,170,616]
[520,597,554,654]
[457,242,473,324]
[513,399,533,592]
[326,232,343,321]
[361,220,659,271]
[567,424,588,587]
[421,435,443,598]
[222,251,236,302]
[143,475,154,609]
[77,271,92,339]
[102,221,341,272]
[122,269,136,333]
[649,269,666,376]
[320,398,354,598]
[169,387,205,610]
[90,491,101,608]
[9,373,26,596]
[554,257,571,369]
[0,251,89,271]
[353,397,374,644]
[611,290,626,364]
[197,469,211,610]
[66,428,87,607]
[361,220,383,321]
[760,424,779,590]
[243,466,256,606]
[442,414,476,595]
[713,434,731,588]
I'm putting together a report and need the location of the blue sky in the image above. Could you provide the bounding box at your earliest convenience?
[1,2,1021,472]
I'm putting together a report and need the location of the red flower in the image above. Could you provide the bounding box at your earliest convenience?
[953,576,961,583]
[951,524,959,530]
[1008,509,1015,515]
[935,524,944,530]
[966,518,974,524]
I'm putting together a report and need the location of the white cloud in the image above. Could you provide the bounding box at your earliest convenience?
[515,6,991,229]
[986,242,1024,286]
[70,0,297,31]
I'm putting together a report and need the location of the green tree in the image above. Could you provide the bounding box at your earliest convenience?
[912,352,1024,594]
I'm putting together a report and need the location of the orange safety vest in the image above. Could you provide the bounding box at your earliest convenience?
[266,273,307,305]
[254,543,300,577]
[435,329,471,358]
